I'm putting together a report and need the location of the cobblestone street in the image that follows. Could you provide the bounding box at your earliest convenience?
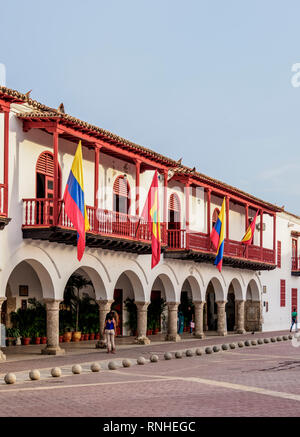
[1,331,300,417]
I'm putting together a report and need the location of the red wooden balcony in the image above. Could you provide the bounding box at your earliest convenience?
[292,257,300,276]
[166,229,276,270]
[22,198,167,253]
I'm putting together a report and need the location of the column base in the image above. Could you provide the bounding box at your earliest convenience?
[236,329,246,334]
[217,331,227,336]
[194,333,205,339]
[41,346,65,356]
[0,350,6,361]
[165,334,181,342]
[134,336,151,345]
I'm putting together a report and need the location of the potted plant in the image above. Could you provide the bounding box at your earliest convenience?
[63,328,72,343]
[33,330,41,345]
[59,331,64,343]
[21,328,32,346]
[6,328,20,346]
[83,327,89,341]
[124,298,137,336]
[40,328,47,344]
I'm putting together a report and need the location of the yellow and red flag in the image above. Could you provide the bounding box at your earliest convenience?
[241,210,259,245]
[141,170,161,268]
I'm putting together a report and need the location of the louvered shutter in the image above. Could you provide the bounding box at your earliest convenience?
[36,152,54,176]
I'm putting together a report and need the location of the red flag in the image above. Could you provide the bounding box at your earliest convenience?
[241,210,259,245]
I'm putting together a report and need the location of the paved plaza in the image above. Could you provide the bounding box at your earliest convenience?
[1,330,300,417]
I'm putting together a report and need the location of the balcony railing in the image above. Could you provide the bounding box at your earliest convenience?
[22,198,167,245]
[168,229,275,265]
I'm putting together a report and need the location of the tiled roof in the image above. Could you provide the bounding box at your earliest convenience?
[1,85,283,212]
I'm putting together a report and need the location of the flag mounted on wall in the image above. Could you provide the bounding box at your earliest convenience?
[210,198,226,272]
[63,141,90,261]
[141,170,161,268]
[241,210,259,245]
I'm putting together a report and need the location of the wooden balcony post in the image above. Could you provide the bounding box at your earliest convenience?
[260,209,263,260]
[273,213,276,264]
[94,146,100,231]
[135,159,141,216]
[185,181,190,249]
[226,196,230,240]
[207,188,211,236]
[164,170,168,224]
[53,130,59,225]
[3,109,9,216]
[245,203,249,259]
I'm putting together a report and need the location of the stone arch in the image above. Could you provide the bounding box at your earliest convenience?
[1,245,60,300]
[203,277,225,332]
[150,273,177,303]
[62,265,109,301]
[180,275,203,302]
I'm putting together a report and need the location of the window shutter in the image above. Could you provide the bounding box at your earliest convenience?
[277,241,281,268]
[169,193,180,212]
[36,152,54,176]
[113,176,129,197]
[280,280,285,307]
[292,288,298,312]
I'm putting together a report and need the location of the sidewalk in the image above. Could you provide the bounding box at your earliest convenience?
[0,328,292,374]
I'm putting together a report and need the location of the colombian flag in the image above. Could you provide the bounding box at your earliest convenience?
[241,210,259,245]
[210,198,226,272]
[63,141,90,261]
[141,170,161,268]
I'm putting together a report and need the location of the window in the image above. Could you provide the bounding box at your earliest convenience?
[36,152,61,225]
[280,280,286,307]
[277,241,281,268]
[168,193,181,230]
[113,176,130,215]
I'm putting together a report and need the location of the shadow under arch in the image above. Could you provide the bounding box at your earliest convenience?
[150,273,177,303]
[180,275,202,302]
[244,278,262,332]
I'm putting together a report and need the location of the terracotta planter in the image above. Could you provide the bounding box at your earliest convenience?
[95,333,100,340]
[146,329,153,336]
[63,332,72,343]
[34,337,41,345]
[59,335,63,343]
[22,337,31,346]
[84,334,89,341]
[89,333,95,340]
[154,328,160,334]
[41,337,47,344]
[80,334,84,341]
[72,331,82,342]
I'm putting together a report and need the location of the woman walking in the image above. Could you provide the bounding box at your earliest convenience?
[103,311,117,353]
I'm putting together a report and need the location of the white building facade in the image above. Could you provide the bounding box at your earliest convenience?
[0,86,297,359]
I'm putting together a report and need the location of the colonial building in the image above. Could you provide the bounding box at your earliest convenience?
[0,85,298,359]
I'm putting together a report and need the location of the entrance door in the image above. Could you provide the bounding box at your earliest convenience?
[111,289,123,336]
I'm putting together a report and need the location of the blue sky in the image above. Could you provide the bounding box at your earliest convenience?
[1,0,300,213]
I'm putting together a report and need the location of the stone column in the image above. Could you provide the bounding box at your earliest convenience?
[236,300,246,334]
[0,298,6,361]
[42,299,65,355]
[135,302,150,344]
[194,301,205,338]
[165,302,181,342]
[216,301,227,336]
